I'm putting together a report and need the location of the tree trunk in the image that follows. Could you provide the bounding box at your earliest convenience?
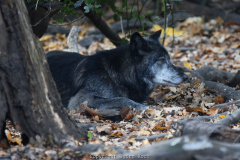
[0,0,86,146]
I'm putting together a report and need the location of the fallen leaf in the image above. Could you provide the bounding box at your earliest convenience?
[219,115,226,118]
[110,131,122,137]
[193,107,203,112]
[142,139,151,146]
[124,114,133,120]
[5,130,22,146]
[39,35,52,41]
[184,62,192,69]
[120,107,130,118]
[232,42,240,49]
[96,125,112,134]
[214,95,225,104]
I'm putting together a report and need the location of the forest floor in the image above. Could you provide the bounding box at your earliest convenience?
[1,15,240,159]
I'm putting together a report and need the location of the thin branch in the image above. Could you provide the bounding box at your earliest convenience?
[133,0,148,29]
[50,15,85,26]
[120,16,125,36]
[31,1,52,27]
[162,0,167,45]
[211,100,240,109]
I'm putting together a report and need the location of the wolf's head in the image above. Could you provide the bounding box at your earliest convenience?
[130,30,188,87]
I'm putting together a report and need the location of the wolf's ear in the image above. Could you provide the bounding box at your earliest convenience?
[130,32,146,51]
[149,30,162,42]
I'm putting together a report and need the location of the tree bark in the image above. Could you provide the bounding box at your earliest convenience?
[79,4,122,47]
[0,0,86,145]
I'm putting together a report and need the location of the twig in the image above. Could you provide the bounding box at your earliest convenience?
[126,0,129,35]
[133,0,148,29]
[31,1,52,27]
[50,15,85,26]
[171,2,174,52]
[212,100,240,109]
[162,0,167,45]
[120,16,125,36]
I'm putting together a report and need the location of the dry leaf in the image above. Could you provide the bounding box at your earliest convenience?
[219,115,226,119]
[39,35,52,41]
[88,42,99,55]
[232,42,240,49]
[184,62,192,69]
[120,107,130,118]
[193,107,203,112]
[124,114,133,120]
[110,131,122,137]
[5,130,22,146]
[142,139,151,146]
[214,95,225,104]
[96,125,112,134]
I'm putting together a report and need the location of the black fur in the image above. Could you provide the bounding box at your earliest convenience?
[47,30,187,110]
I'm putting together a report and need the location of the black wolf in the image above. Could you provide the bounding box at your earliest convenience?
[47,30,188,110]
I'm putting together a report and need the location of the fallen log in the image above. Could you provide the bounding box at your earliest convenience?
[117,135,240,160]
[181,1,240,23]
[228,70,240,87]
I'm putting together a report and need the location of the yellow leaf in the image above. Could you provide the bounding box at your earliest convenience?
[153,25,184,36]
[184,62,192,69]
[39,35,52,42]
[219,115,225,118]
[153,24,163,31]
[5,130,22,146]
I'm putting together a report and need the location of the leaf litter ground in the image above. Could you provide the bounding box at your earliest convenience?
[2,17,240,159]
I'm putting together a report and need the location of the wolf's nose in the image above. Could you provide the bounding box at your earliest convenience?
[183,74,188,81]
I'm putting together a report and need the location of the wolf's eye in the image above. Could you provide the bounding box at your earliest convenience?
[159,57,165,62]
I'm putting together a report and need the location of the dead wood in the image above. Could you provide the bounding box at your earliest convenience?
[0,0,86,145]
[135,133,168,142]
[204,81,240,101]
[174,112,229,126]
[74,144,126,155]
[181,1,240,23]
[207,1,240,12]
[176,65,192,73]
[228,70,240,87]
[79,4,122,47]
[212,100,240,109]
[189,66,240,101]
[190,66,234,84]
[180,120,240,143]
[78,35,104,48]
[217,107,240,126]
[119,135,240,160]
[46,25,70,35]
[67,26,81,53]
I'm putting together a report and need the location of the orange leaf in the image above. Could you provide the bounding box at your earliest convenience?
[124,114,133,120]
[110,131,122,137]
[219,115,225,118]
[193,107,203,112]
[214,95,225,104]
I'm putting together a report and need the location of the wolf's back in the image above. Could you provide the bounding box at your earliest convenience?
[46,51,84,107]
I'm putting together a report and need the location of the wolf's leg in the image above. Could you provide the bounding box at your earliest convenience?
[87,96,149,110]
